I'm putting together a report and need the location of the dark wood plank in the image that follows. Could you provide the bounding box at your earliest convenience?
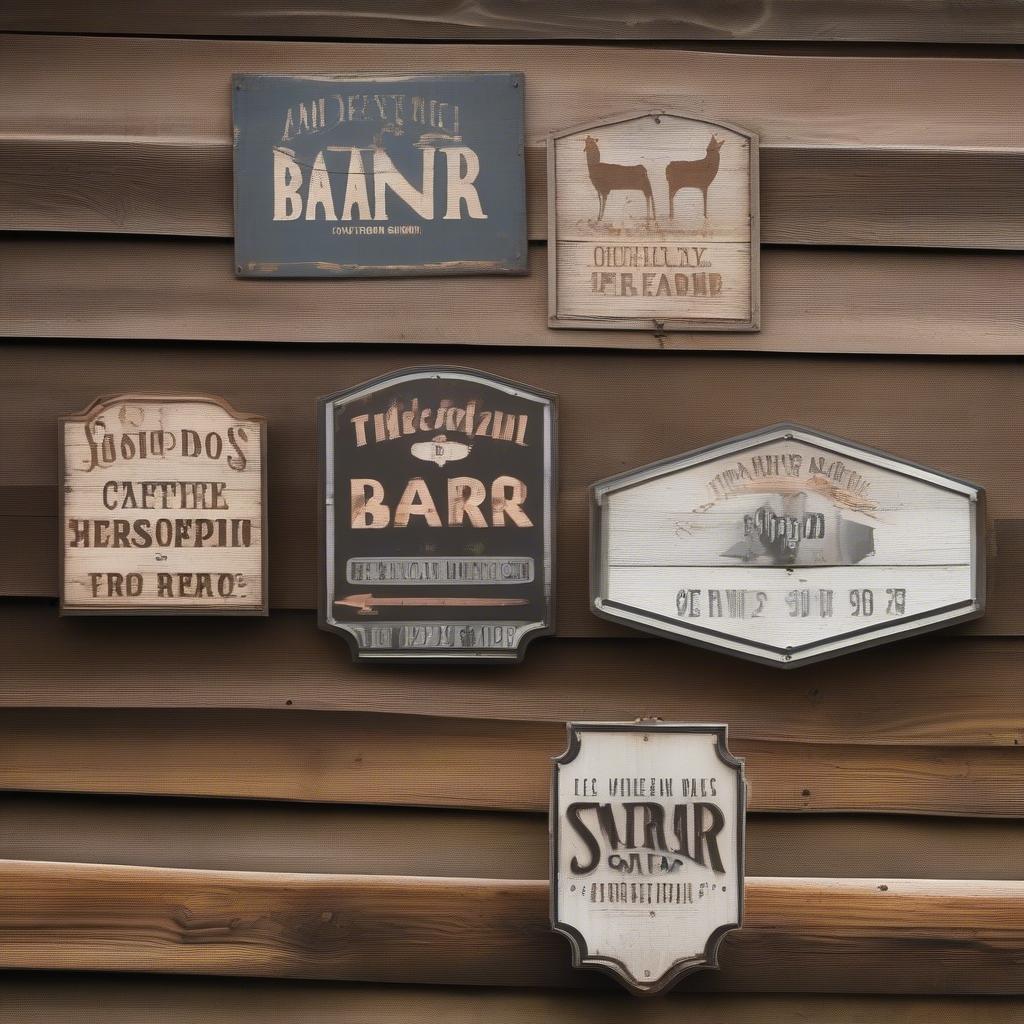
[5,136,1023,250]
[4,792,1023,880]
[2,974,1021,1024]
[2,860,1023,992]
[2,709,1021,815]
[5,239,1024,355]
[0,341,1019,632]
[4,1,1024,42]
[1,605,1023,747]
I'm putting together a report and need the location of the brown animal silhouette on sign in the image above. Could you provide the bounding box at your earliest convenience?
[666,135,724,220]
[584,135,654,221]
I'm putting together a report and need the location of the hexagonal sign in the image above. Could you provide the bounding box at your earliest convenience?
[591,424,985,667]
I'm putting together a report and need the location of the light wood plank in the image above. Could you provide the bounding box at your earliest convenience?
[1,709,1021,816]
[1,861,1023,992]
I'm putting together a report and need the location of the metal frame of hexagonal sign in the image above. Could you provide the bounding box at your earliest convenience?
[547,109,760,332]
[590,424,985,668]
[551,722,745,995]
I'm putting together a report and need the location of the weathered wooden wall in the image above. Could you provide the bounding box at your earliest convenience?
[1,7,1023,1021]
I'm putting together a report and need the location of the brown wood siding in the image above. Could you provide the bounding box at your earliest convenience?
[7,37,1020,150]
[5,2,1024,43]
[7,138,1024,251]
[0,13,1021,1011]
[2,344,1019,630]
[2,862,1023,992]
[3,708,1021,816]
[4,794,1023,881]
[2,976,1021,1024]
[3,609,1023,746]
[4,242,1024,355]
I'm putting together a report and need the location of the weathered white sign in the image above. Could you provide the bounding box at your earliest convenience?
[591,424,985,667]
[551,722,745,995]
[548,110,759,331]
[60,395,267,614]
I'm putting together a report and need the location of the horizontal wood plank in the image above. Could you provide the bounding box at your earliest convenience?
[2,605,1023,747]
[4,239,1023,356]
[4,2,1024,43]
[6,36,1022,149]
[1,342,1020,634]
[6,136,1022,251]
[2,709,1021,816]
[2,860,1023,992]
[4,792,1023,880]
[2,975,1021,1024]
[3,36,1024,251]
[2,513,1020,630]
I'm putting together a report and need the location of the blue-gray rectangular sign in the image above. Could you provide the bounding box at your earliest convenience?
[232,73,527,277]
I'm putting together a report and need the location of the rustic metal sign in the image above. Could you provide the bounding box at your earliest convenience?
[548,110,759,331]
[552,722,745,995]
[318,367,555,661]
[233,73,527,277]
[591,424,985,667]
[60,395,267,615]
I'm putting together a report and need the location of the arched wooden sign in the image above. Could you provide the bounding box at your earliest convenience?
[552,722,745,995]
[591,424,985,667]
[59,394,267,615]
[548,110,759,332]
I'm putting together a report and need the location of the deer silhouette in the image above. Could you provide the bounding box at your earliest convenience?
[584,135,654,221]
[666,135,724,220]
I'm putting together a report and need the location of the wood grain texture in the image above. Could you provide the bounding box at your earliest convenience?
[1,976,1021,1024]
[7,36,1022,149]
[6,792,1023,880]
[5,136,1023,250]
[1,860,1023,992]
[3,35,1024,254]
[2,708,1021,816]
[1,342,1020,632]
[60,394,267,614]
[4,239,1023,355]
[1,605,1023,747]
[2,517,1020,633]
[4,1,1024,43]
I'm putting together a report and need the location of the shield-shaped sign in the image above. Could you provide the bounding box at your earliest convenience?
[318,367,556,661]
[591,424,985,667]
[551,722,745,995]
